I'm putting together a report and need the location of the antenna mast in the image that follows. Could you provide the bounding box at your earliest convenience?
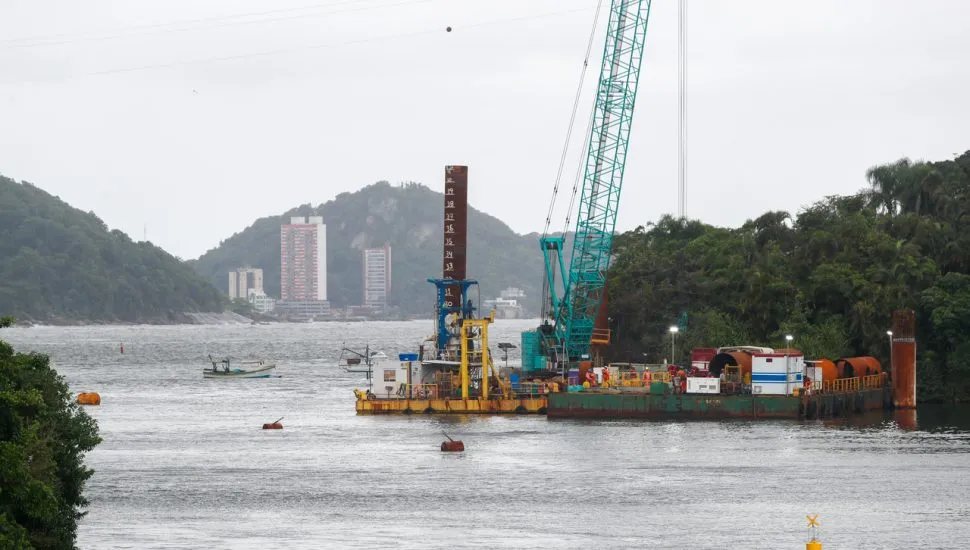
[678,0,688,218]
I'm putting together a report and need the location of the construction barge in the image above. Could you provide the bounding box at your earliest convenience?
[356,5,919,422]
[353,165,918,420]
[355,304,918,420]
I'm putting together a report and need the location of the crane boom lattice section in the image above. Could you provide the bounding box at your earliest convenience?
[560,0,651,360]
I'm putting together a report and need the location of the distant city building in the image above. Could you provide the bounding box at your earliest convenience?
[228,267,264,300]
[362,244,392,310]
[274,300,331,319]
[247,289,276,314]
[500,287,526,300]
[280,216,327,302]
[484,287,526,319]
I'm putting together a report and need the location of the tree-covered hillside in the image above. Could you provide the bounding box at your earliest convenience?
[190,181,548,315]
[606,150,970,403]
[0,175,226,323]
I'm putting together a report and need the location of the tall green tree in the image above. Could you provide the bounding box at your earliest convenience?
[0,319,101,548]
[606,150,970,402]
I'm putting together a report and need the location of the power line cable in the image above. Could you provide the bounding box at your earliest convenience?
[1,0,421,48]
[0,5,595,86]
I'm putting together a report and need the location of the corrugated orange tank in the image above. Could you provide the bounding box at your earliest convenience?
[709,351,753,378]
[813,359,838,383]
[76,392,101,406]
[835,356,881,379]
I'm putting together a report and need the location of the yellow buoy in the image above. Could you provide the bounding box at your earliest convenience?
[806,514,822,549]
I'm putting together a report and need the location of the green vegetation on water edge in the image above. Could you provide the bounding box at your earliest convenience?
[606,150,970,403]
[0,319,101,549]
[0,175,226,324]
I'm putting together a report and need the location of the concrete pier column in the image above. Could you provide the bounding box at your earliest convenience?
[891,309,916,409]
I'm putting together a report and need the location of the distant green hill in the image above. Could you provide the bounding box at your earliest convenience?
[190,181,550,315]
[0,174,226,323]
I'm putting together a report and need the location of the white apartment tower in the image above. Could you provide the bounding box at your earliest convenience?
[228,267,264,300]
[362,244,392,310]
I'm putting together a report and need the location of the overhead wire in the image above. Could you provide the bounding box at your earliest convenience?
[0,5,596,86]
[539,0,604,322]
[541,0,604,238]
[2,0,433,49]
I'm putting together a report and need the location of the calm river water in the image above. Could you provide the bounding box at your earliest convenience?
[4,320,969,549]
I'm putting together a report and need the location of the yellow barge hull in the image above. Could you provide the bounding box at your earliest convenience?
[355,397,548,415]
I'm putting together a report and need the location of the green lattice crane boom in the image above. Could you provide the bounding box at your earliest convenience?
[537,0,652,364]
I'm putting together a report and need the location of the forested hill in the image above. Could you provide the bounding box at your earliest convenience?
[0,175,225,323]
[190,181,546,315]
[606,150,970,402]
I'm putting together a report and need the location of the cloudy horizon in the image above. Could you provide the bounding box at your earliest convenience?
[1,0,967,259]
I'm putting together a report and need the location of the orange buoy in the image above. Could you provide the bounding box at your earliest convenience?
[441,440,464,452]
[440,431,463,452]
[76,392,101,406]
[262,416,284,430]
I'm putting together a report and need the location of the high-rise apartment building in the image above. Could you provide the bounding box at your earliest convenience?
[362,244,392,310]
[228,267,264,300]
[280,216,327,301]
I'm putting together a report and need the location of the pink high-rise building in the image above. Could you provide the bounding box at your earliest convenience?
[280,216,327,301]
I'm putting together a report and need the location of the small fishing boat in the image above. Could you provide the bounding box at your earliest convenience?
[338,345,389,374]
[204,355,276,379]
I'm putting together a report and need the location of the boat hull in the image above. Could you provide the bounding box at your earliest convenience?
[203,365,276,379]
[546,386,892,419]
[355,396,547,415]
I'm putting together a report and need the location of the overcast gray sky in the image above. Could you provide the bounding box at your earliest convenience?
[1,0,967,260]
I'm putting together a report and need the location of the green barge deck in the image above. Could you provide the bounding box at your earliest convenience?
[547,386,892,420]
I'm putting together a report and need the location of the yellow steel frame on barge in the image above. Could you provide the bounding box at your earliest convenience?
[354,315,549,415]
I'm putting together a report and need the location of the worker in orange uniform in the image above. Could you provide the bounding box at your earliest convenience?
[601,367,610,386]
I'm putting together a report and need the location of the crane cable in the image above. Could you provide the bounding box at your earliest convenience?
[540,0,605,321]
[541,0,605,239]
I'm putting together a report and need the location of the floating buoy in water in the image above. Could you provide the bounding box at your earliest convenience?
[440,430,463,452]
[77,392,101,406]
[441,440,464,452]
[262,416,283,430]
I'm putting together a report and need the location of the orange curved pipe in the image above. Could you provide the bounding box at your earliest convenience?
[835,356,881,379]
[814,359,838,383]
[709,351,753,378]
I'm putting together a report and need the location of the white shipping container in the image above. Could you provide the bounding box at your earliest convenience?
[751,354,804,396]
[686,377,720,394]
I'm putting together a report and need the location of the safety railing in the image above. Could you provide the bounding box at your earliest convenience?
[408,384,439,400]
[515,382,549,397]
[644,371,672,384]
[817,373,888,394]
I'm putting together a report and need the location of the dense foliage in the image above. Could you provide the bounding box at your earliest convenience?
[0,320,101,548]
[191,181,545,315]
[607,150,970,403]
[0,176,226,323]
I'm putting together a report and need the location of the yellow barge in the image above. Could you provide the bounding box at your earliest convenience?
[355,395,547,415]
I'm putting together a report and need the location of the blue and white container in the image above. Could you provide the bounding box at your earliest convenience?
[751,352,804,396]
